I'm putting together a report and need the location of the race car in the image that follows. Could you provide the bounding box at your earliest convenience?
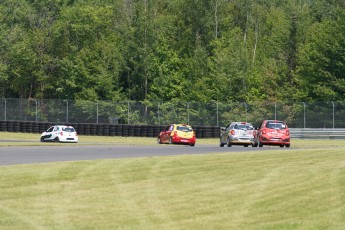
[253,120,290,148]
[220,122,255,147]
[40,125,78,143]
[157,124,196,146]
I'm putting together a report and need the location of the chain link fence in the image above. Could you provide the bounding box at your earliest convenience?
[1,98,345,128]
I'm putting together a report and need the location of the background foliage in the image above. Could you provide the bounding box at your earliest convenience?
[1,0,345,103]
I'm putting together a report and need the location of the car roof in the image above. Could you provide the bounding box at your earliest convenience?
[231,122,251,124]
[53,125,75,128]
[172,124,192,127]
[265,120,285,123]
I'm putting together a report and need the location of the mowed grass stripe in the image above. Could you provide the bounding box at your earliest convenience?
[1,148,345,229]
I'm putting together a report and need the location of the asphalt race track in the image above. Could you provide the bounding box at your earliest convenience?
[0,144,286,166]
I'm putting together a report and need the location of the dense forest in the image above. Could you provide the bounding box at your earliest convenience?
[0,0,344,103]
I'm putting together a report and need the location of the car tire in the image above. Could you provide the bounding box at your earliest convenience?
[285,144,290,148]
[220,140,225,147]
[169,137,174,144]
[54,137,60,143]
[252,142,258,147]
[157,137,162,144]
[40,137,44,142]
[244,145,248,147]
[190,143,195,147]
[258,139,263,147]
[280,144,284,148]
[226,138,232,147]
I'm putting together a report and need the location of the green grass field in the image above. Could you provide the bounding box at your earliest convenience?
[1,132,345,229]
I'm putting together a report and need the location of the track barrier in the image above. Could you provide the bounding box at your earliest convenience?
[1,120,345,139]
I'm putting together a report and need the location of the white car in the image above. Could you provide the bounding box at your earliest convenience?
[40,125,78,143]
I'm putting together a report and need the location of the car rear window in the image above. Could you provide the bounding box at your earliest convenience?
[266,122,286,129]
[177,126,192,132]
[62,127,75,132]
[234,124,253,130]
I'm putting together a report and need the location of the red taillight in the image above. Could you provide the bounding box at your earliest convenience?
[230,130,235,135]
[286,130,289,136]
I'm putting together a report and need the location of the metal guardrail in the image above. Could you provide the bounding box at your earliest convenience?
[290,128,345,139]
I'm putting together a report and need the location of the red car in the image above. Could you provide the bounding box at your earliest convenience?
[253,120,290,148]
[157,124,196,146]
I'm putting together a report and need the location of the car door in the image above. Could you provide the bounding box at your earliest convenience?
[165,125,174,141]
[51,126,60,140]
[161,125,172,143]
[43,126,55,140]
[221,124,230,142]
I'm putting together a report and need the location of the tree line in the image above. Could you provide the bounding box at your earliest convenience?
[0,0,344,104]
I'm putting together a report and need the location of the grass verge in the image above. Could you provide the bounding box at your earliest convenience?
[0,132,219,146]
[1,148,345,229]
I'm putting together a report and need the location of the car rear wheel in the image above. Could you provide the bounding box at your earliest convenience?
[285,144,290,148]
[40,137,44,142]
[244,145,248,147]
[157,137,162,144]
[280,144,284,148]
[54,137,60,143]
[190,143,195,147]
[258,139,263,147]
[220,140,225,147]
[226,138,232,147]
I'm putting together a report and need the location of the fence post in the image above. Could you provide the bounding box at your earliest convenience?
[216,102,219,127]
[64,100,69,123]
[332,101,334,129]
[96,100,99,124]
[243,102,248,122]
[187,102,190,125]
[34,99,38,122]
[158,101,160,125]
[127,101,130,124]
[3,98,6,121]
[303,102,306,128]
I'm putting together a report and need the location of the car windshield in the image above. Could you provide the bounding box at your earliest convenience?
[266,122,285,129]
[177,126,192,132]
[62,127,75,132]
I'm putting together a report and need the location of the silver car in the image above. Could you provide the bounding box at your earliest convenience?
[220,122,255,147]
